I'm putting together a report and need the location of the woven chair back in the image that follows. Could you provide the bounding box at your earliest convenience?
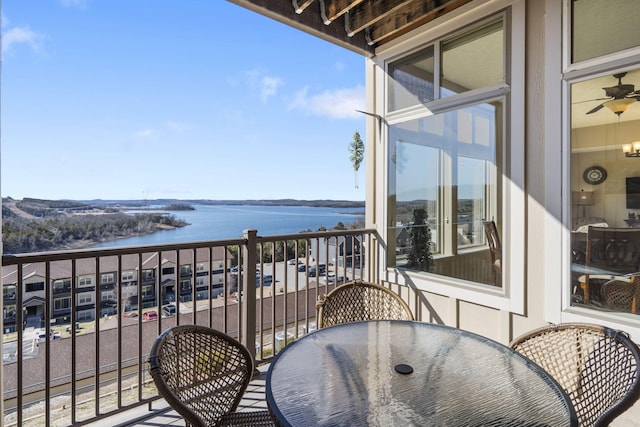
[316,280,413,328]
[510,323,640,426]
[585,227,640,273]
[583,227,640,303]
[149,325,253,427]
[601,276,640,314]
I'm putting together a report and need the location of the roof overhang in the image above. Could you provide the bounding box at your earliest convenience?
[227,0,474,57]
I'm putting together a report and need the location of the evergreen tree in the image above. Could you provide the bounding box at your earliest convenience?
[406,208,433,271]
[348,131,364,189]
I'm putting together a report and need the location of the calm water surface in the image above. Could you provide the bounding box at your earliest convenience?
[89,204,364,249]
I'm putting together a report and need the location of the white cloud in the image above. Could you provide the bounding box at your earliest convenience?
[245,69,283,103]
[289,85,365,119]
[2,26,45,55]
[167,121,190,132]
[131,128,158,145]
[260,76,283,102]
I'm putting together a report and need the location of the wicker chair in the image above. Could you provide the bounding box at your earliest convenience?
[510,323,640,426]
[482,220,502,286]
[148,325,274,427]
[582,227,640,304]
[316,280,413,328]
[601,274,640,313]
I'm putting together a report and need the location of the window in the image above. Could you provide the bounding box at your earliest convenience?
[101,273,114,284]
[142,269,155,282]
[53,279,71,292]
[142,285,154,298]
[162,266,174,275]
[26,282,45,292]
[387,16,505,287]
[180,265,192,276]
[560,0,640,324]
[4,305,17,319]
[54,297,71,311]
[122,271,134,282]
[78,293,92,305]
[77,311,92,321]
[571,0,640,63]
[78,276,92,287]
[180,279,191,292]
[196,276,208,287]
[3,285,17,300]
[388,46,434,112]
[196,263,207,273]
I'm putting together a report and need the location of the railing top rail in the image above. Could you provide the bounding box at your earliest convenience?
[2,229,377,266]
[256,228,376,243]
[2,238,246,266]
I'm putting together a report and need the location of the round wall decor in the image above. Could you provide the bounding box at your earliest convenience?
[583,166,607,185]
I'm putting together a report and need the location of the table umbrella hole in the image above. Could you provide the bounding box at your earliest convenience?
[394,363,413,374]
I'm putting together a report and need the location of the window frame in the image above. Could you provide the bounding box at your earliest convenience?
[373,0,525,313]
[549,0,640,334]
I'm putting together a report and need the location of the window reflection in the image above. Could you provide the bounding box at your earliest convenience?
[388,102,501,286]
[388,46,434,112]
[570,67,640,316]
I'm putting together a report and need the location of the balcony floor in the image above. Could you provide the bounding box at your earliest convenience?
[86,364,270,427]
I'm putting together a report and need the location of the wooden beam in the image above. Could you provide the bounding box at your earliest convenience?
[320,0,364,23]
[228,0,374,56]
[347,0,416,37]
[292,0,316,14]
[363,0,474,46]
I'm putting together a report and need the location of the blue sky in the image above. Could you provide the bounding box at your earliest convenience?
[1,0,366,201]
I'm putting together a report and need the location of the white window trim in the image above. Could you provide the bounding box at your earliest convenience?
[372,0,525,314]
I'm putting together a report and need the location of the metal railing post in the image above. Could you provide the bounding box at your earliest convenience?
[242,230,258,359]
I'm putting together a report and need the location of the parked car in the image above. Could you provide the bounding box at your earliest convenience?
[161,304,176,317]
[257,275,274,287]
[297,264,307,272]
[143,311,158,321]
[65,322,82,333]
[37,329,61,343]
[308,264,326,277]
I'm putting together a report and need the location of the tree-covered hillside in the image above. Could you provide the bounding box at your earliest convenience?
[1,198,188,254]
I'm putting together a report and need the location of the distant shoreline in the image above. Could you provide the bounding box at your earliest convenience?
[78,199,365,209]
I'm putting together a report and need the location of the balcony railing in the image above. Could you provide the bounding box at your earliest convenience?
[1,228,389,426]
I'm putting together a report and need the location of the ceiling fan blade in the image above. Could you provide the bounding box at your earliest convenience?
[574,97,610,104]
[586,103,605,114]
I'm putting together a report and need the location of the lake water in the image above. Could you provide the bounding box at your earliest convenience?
[88,204,364,249]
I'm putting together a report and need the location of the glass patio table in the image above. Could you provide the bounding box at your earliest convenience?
[266,320,577,426]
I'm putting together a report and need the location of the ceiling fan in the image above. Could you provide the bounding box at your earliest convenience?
[586,72,640,116]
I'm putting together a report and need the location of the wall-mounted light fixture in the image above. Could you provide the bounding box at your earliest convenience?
[622,141,640,157]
